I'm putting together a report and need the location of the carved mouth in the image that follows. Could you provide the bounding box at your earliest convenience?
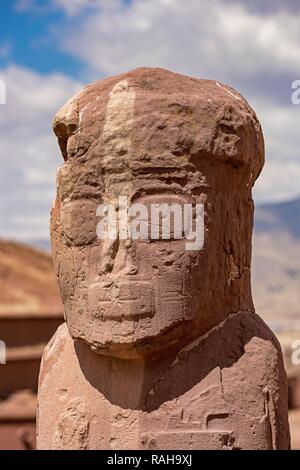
[88,271,192,323]
[88,280,154,320]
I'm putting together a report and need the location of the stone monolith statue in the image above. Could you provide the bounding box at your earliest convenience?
[37,68,290,450]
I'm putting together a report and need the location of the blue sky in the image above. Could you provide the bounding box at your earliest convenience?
[0,0,300,242]
[0,1,83,76]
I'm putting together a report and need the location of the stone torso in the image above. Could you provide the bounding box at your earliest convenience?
[37,312,289,450]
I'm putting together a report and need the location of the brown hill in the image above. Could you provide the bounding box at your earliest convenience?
[0,240,62,318]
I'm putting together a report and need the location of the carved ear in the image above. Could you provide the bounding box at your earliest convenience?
[52,94,80,162]
[53,119,69,161]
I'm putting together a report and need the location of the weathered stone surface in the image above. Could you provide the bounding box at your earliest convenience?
[37,67,290,449]
[37,313,289,449]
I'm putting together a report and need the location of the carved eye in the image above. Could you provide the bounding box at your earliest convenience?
[130,195,195,241]
[60,199,97,246]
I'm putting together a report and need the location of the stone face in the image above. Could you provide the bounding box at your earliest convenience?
[37,67,290,449]
[50,67,264,358]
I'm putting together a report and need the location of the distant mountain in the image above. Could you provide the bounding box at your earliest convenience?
[0,240,62,317]
[252,197,300,333]
[255,198,300,238]
[22,238,51,252]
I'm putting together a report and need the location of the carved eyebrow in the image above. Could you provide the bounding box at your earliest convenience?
[131,161,194,172]
[59,184,102,203]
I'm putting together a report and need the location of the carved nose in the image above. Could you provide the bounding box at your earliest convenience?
[100,238,138,275]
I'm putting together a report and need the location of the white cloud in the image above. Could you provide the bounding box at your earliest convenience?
[254,99,300,164]
[254,160,300,203]
[0,65,82,241]
[58,0,300,82]
[56,0,300,203]
[52,0,98,16]
[251,97,300,203]
[2,0,300,243]
[18,0,300,81]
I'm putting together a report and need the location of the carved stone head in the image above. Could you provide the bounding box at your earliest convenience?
[51,68,264,358]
